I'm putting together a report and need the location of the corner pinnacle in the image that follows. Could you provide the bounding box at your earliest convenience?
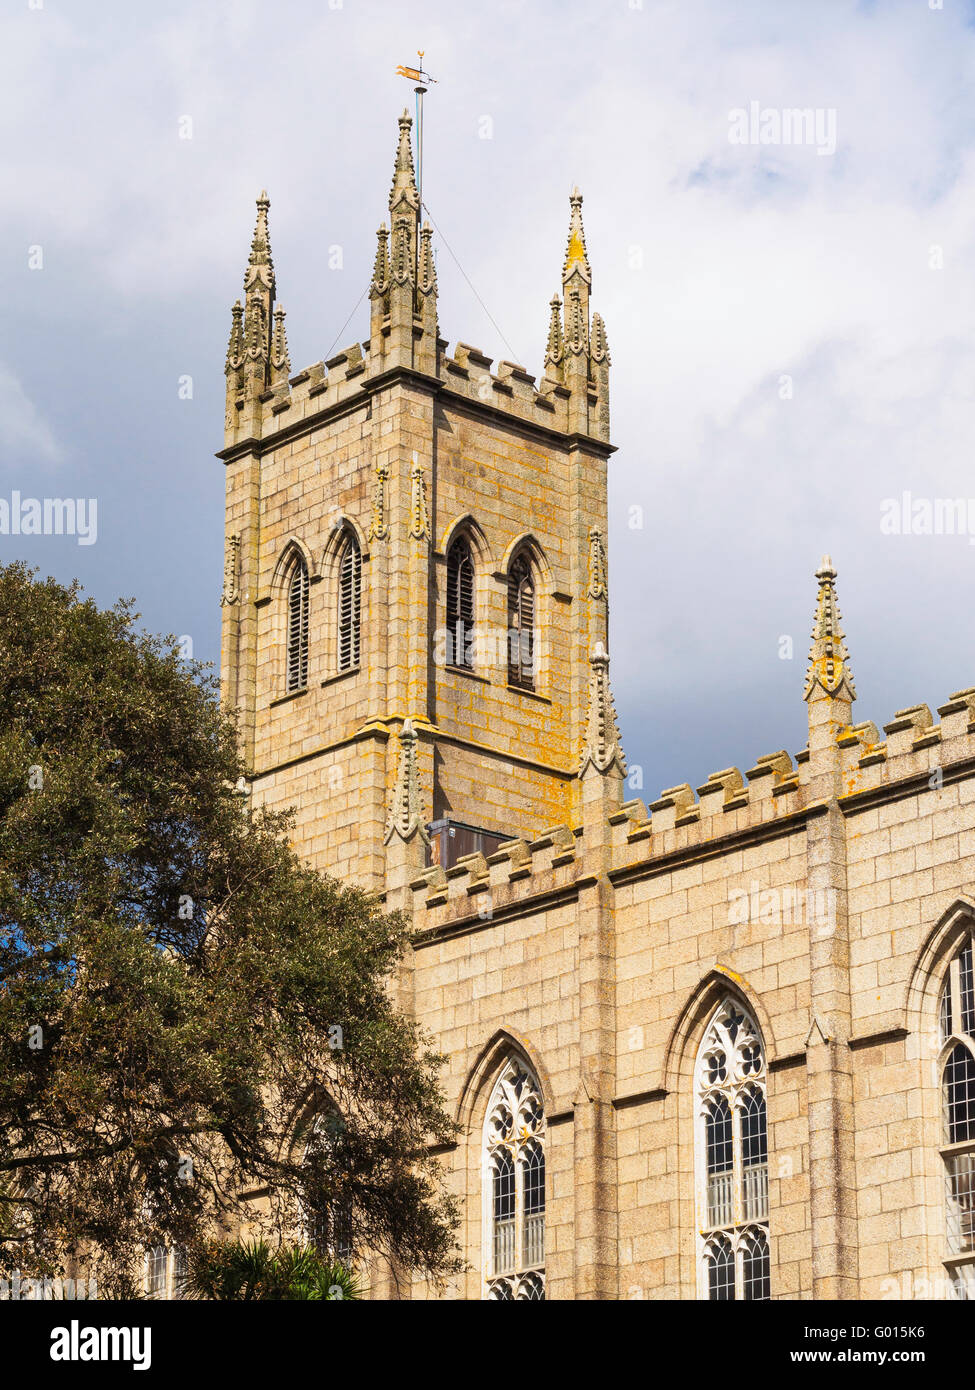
[579,642,627,777]
[562,186,591,286]
[803,554,856,702]
[389,109,420,214]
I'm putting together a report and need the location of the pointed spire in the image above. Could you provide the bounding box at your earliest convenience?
[804,555,856,702]
[243,189,275,297]
[238,190,276,391]
[389,109,420,215]
[384,719,430,845]
[579,643,627,777]
[562,187,591,286]
[544,295,564,369]
[270,305,290,384]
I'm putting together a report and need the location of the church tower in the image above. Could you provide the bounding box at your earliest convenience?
[217,112,617,900]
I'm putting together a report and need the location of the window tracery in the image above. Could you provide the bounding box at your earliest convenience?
[695,998,770,1300]
[484,1056,546,1300]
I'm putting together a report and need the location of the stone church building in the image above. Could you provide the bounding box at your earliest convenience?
[216,112,975,1300]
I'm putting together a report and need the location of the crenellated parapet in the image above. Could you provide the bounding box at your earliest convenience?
[405,670,975,937]
[222,328,612,456]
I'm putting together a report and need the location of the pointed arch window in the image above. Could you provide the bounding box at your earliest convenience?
[285,556,309,693]
[337,533,361,673]
[445,536,475,670]
[939,935,975,1298]
[507,553,535,691]
[695,998,770,1300]
[302,1109,353,1267]
[484,1056,545,1300]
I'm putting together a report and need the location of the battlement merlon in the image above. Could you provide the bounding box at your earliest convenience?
[220,117,610,455]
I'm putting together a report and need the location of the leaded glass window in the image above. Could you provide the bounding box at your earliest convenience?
[695,998,770,1300]
[940,935,975,1293]
[303,1109,354,1267]
[144,1245,186,1300]
[484,1056,545,1300]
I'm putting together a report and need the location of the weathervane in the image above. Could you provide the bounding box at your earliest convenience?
[396,50,437,208]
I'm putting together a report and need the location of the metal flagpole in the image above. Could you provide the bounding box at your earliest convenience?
[396,50,437,215]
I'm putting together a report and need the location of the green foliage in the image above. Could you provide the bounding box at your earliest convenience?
[181,1238,363,1301]
[0,563,460,1294]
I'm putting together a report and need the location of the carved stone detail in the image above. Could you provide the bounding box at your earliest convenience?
[409,455,429,540]
[587,525,607,600]
[368,461,390,542]
[221,533,241,606]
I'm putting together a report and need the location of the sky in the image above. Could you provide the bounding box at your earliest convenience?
[3,0,975,804]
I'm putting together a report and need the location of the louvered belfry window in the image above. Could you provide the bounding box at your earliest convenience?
[286,558,309,693]
[338,533,361,672]
[446,537,475,669]
[507,554,535,690]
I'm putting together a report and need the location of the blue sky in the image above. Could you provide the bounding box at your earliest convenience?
[4,0,975,804]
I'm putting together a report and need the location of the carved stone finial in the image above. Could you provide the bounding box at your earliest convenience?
[391,215,413,288]
[270,305,290,383]
[565,287,587,355]
[370,225,390,299]
[409,455,429,540]
[225,300,244,374]
[244,189,275,294]
[562,186,591,286]
[579,642,627,777]
[590,312,610,366]
[220,533,240,607]
[244,300,267,363]
[418,222,437,296]
[384,718,430,846]
[389,109,420,215]
[544,294,564,369]
[804,554,856,702]
[239,190,276,385]
[587,526,608,600]
[368,460,390,541]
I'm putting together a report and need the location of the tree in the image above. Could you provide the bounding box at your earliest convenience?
[0,563,460,1295]
[181,1238,363,1301]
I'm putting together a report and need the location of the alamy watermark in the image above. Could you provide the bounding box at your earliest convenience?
[0,492,97,546]
[729,882,837,930]
[432,623,538,674]
[0,1269,97,1300]
[728,101,837,157]
[880,491,975,544]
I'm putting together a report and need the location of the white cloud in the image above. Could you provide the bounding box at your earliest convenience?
[0,365,62,467]
[3,0,975,790]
